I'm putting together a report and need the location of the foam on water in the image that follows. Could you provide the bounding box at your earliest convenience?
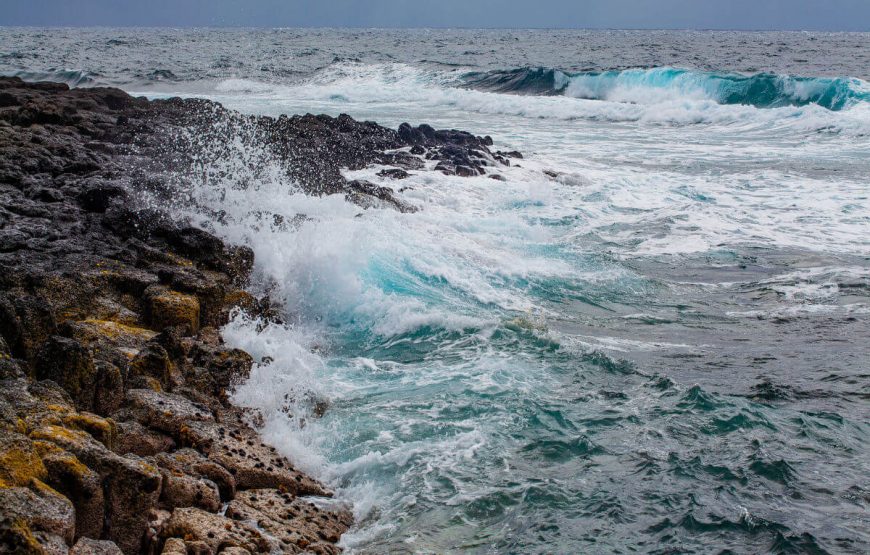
[7,28,869,552]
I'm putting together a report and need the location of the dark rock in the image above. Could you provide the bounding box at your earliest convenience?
[128,343,173,390]
[33,336,98,412]
[77,181,127,213]
[377,168,411,180]
[0,293,57,361]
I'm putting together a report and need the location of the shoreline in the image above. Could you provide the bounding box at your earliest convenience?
[0,76,514,554]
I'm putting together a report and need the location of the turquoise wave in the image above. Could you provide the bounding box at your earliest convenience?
[463,67,870,111]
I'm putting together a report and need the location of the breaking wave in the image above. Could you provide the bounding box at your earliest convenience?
[463,66,870,111]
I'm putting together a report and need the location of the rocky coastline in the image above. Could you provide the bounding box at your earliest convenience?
[0,77,516,554]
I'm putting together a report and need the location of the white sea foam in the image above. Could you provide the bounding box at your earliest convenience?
[149,60,870,552]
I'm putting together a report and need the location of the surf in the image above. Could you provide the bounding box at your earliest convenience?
[463,66,870,111]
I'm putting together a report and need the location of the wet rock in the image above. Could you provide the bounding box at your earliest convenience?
[162,227,254,285]
[376,168,410,180]
[77,182,127,213]
[207,428,328,497]
[226,489,353,555]
[344,180,417,213]
[187,344,253,404]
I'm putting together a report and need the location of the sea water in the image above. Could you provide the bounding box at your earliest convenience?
[2,28,869,553]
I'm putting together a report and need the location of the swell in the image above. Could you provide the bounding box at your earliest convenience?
[462,66,870,111]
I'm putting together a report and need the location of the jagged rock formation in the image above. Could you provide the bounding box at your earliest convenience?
[0,77,520,554]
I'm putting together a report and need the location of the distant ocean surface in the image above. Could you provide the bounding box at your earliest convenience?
[3,29,869,554]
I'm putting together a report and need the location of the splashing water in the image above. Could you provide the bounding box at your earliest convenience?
[5,28,869,553]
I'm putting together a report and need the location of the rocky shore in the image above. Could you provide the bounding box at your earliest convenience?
[0,77,515,554]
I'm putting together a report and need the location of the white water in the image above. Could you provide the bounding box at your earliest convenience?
[141,63,870,553]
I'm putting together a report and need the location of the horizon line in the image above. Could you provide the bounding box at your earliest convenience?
[1,24,869,33]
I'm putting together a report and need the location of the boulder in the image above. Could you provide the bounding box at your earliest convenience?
[0,292,56,361]
[0,482,75,546]
[121,389,215,445]
[28,424,163,554]
[35,442,104,540]
[128,343,173,390]
[153,448,235,501]
[187,343,253,403]
[0,515,45,554]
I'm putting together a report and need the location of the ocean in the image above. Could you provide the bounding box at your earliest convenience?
[2,28,869,554]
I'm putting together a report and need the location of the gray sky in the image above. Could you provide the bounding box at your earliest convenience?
[2,0,869,31]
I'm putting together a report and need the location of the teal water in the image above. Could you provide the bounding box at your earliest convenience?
[3,28,869,554]
[464,67,870,110]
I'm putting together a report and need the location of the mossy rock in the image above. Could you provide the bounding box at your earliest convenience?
[0,429,48,488]
[145,287,200,335]
[128,343,173,390]
[0,516,43,555]
[61,413,117,450]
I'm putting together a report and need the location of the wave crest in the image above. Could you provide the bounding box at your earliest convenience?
[463,67,870,111]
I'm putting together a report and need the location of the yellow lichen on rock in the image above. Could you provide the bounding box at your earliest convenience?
[148,289,200,333]
[80,319,157,343]
[0,433,48,489]
[0,516,43,554]
[28,424,90,446]
[62,413,117,449]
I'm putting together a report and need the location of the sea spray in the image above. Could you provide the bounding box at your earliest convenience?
[31,28,868,553]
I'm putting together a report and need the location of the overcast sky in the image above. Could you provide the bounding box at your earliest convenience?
[2,0,869,31]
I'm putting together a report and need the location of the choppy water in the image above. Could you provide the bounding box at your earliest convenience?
[3,28,869,554]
